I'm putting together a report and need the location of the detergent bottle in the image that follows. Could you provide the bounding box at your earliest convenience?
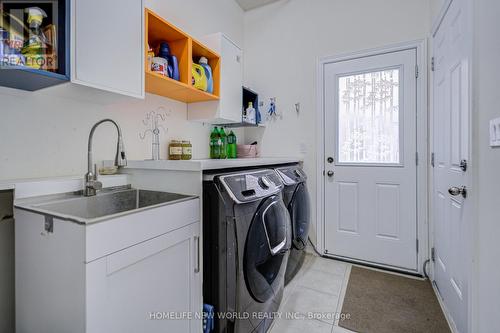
[244,102,256,124]
[22,7,47,69]
[199,57,213,94]
[192,63,208,92]
[158,42,180,81]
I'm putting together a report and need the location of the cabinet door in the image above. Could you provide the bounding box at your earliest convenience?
[219,36,243,123]
[86,222,201,333]
[71,0,144,98]
[0,218,14,333]
[188,34,243,123]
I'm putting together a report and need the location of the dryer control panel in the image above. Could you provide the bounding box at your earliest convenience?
[276,166,307,186]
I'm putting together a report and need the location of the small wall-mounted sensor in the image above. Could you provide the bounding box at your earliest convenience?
[489,118,500,147]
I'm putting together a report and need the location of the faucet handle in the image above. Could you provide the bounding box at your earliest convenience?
[93,180,103,191]
[93,164,98,180]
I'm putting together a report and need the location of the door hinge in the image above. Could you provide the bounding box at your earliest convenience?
[431,152,435,167]
[431,57,435,72]
[44,216,54,234]
[415,152,419,166]
[416,239,419,253]
[415,65,419,78]
[431,247,436,262]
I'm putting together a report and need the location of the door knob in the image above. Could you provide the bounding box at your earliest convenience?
[448,186,467,198]
[326,170,334,177]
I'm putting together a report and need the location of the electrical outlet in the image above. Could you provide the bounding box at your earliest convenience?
[490,118,500,147]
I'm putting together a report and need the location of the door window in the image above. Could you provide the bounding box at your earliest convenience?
[337,68,401,165]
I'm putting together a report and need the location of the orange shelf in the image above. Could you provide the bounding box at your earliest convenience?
[145,9,220,103]
[146,71,219,103]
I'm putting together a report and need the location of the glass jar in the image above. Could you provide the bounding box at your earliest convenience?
[168,140,182,160]
[181,141,192,160]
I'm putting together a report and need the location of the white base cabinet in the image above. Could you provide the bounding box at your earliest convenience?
[15,198,201,333]
[86,223,200,333]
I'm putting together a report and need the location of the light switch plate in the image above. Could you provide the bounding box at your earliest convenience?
[490,117,500,147]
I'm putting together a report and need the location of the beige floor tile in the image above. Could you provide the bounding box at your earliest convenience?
[270,317,333,333]
[296,268,344,296]
[309,256,348,276]
[331,325,357,333]
[280,286,340,325]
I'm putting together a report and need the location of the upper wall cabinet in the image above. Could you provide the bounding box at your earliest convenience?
[71,0,144,98]
[144,9,220,103]
[188,33,243,124]
[0,0,70,90]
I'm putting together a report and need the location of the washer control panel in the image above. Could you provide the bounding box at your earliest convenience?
[259,176,271,189]
[218,170,283,203]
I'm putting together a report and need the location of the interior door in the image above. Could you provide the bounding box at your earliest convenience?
[432,0,471,331]
[324,49,418,271]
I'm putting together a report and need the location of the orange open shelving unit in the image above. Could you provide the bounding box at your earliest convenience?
[145,9,220,103]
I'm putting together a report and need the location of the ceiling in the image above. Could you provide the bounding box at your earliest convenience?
[235,0,281,11]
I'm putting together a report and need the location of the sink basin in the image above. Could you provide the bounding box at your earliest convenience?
[32,189,192,222]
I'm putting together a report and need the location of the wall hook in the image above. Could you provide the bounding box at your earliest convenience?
[295,102,300,114]
[140,107,169,160]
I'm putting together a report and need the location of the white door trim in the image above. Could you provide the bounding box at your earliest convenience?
[315,40,428,275]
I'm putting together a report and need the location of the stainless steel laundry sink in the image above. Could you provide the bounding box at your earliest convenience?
[15,187,196,224]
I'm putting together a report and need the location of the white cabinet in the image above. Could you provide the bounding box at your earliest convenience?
[188,33,243,124]
[15,198,201,333]
[71,0,144,98]
[86,223,200,333]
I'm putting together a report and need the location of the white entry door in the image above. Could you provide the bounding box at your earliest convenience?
[432,0,471,331]
[324,49,418,271]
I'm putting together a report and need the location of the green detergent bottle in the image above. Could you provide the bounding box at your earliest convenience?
[227,130,237,158]
[219,127,227,159]
[210,127,220,159]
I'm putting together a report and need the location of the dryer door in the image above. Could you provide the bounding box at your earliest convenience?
[289,182,311,250]
[244,196,291,303]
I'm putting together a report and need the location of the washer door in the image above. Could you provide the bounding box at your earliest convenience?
[244,196,290,303]
[289,182,311,250]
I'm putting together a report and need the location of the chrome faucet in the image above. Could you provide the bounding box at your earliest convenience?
[84,119,127,197]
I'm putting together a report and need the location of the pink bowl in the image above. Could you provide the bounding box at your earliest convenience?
[237,144,259,158]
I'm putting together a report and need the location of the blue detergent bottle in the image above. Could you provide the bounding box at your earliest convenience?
[199,57,213,94]
[158,42,180,81]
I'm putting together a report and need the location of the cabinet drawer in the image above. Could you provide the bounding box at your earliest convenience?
[106,222,198,275]
[85,198,200,262]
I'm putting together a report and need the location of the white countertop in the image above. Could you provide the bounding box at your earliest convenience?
[123,157,302,172]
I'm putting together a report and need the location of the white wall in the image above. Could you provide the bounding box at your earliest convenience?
[473,0,500,331]
[243,0,432,246]
[0,0,244,181]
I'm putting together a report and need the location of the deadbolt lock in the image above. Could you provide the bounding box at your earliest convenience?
[460,159,467,172]
[327,157,334,163]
